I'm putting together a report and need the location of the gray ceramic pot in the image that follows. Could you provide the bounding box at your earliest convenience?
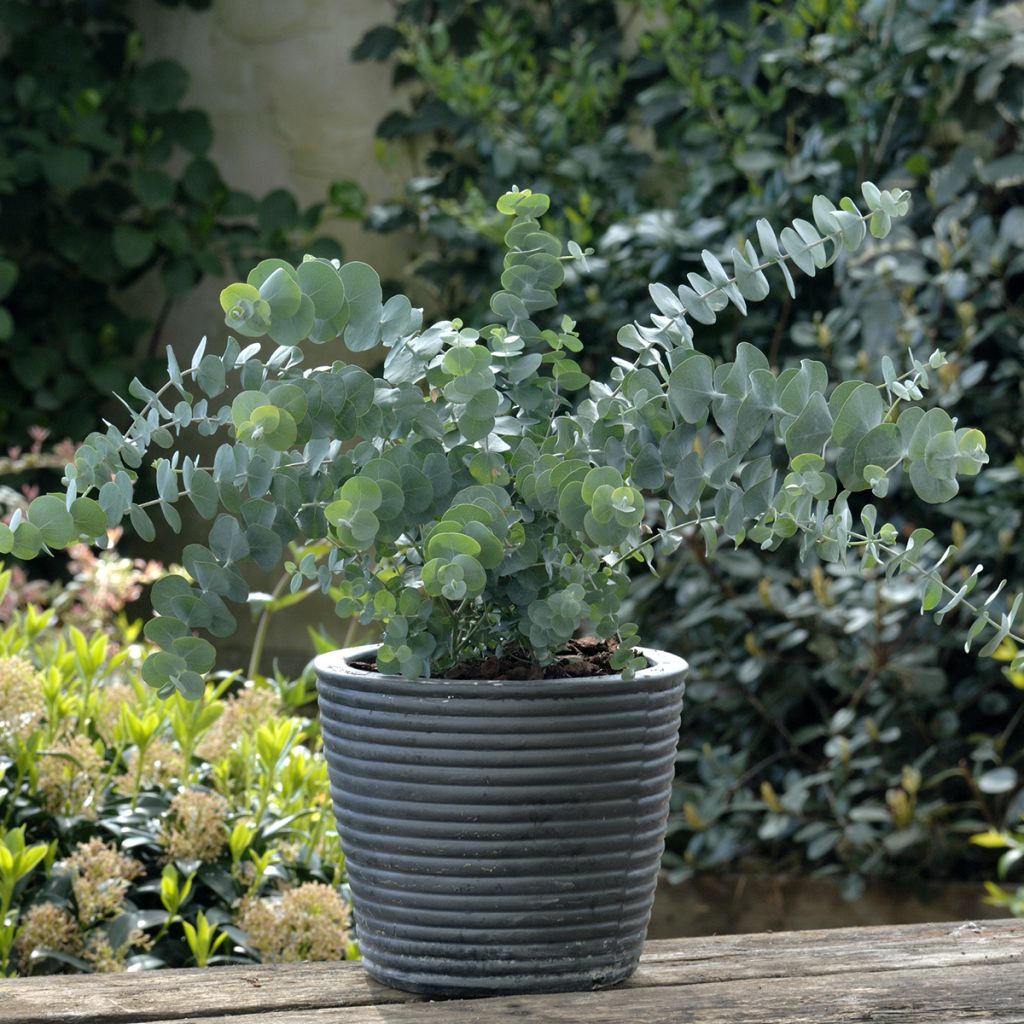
[314,644,687,996]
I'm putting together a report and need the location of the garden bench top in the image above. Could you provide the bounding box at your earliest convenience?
[1,918,1021,1023]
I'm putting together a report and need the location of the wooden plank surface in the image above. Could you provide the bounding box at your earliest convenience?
[1,918,1020,1024]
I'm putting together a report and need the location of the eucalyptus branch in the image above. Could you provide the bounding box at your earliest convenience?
[856,532,1024,656]
[449,601,493,666]
[248,570,292,682]
[611,202,880,395]
[608,516,718,568]
[123,364,202,444]
[14,179,1002,697]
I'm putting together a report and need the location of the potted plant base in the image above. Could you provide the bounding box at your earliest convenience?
[315,644,687,996]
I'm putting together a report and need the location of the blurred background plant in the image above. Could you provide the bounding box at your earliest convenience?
[357,0,1024,899]
[0,0,364,452]
[973,820,1024,917]
[0,430,79,540]
[0,562,354,975]
[352,0,649,325]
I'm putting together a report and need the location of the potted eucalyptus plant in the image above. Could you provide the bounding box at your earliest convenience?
[6,184,1022,995]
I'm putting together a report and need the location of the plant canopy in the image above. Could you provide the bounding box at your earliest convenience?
[6,184,1023,695]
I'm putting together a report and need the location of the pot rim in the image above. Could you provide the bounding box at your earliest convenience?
[314,643,688,689]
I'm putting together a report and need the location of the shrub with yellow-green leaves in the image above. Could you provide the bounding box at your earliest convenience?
[971,799,1024,921]
[0,566,354,975]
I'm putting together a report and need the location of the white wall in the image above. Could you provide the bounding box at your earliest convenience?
[134,0,411,276]
[128,0,416,669]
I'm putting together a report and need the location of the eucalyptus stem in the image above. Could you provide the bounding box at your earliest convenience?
[248,571,291,682]
[861,533,1024,650]
[451,601,492,665]
[123,366,200,444]
[608,515,718,568]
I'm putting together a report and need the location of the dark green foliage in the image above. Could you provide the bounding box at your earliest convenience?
[0,0,361,447]
[354,0,1024,891]
[351,0,650,323]
[633,0,1024,895]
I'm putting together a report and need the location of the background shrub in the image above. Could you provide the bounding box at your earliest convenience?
[0,558,352,974]
[0,0,362,449]
[358,0,1024,895]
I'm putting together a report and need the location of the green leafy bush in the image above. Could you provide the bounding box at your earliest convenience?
[356,1,1024,383]
[353,0,649,320]
[649,561,1024,894]
[0,0,362,448]
[627,0,1024,894]
[4,180,1021,702]
[356,0,1024,892]
[973,821,1024,917]
[0,564,352,975]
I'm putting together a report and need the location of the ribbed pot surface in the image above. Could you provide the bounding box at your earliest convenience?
[314,645,687,996]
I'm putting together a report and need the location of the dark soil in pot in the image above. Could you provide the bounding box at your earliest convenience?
[349,635,627,680]
[315,643,687,997]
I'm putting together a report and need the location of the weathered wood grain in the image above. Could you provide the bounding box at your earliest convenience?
[1,919,1019,1024]
[154,963,1024,1024]
[0,959,422,1024]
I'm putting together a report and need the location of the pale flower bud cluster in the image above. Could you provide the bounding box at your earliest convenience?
[114,738,183,791]
[14,903,82,969]
[83,929,153,973]
[239,882,351,963]
[36,736,105,819]
[196,685,278,764]
[161,789,230,863]
[62,838,144,926]
[0,655,44,743]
